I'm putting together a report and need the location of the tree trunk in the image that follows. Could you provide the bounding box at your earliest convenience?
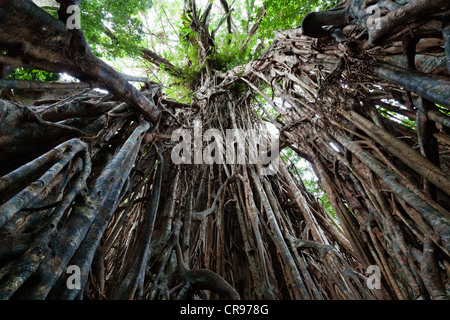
[0,0,449,300]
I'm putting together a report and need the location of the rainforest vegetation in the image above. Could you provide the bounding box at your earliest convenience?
[0,0,449,300]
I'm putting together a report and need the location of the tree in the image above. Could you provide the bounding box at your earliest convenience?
[0,0,449,300]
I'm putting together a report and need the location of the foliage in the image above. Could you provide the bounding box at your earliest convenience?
[164,80,196,104]
[3,0,449,301]
[377,103,417,130]
[79,0,153,58]
[259,0,340,39]
[6,67,60,82]
[211,33,261,72]
[38,0,153,59]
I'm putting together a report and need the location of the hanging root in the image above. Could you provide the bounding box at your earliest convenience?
[1,0,449,300]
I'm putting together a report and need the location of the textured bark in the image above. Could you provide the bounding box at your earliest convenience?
[0,0,160,122]
[0,0,449,301]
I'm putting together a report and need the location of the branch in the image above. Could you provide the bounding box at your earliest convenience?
[219,0,232,34]
[141,48,183,78]
[192,183,225,221]
[102,25,183,79]
[371,61,450,107]
[212,7,234,38]
[0,79,91,91]
[201,1,213,27]
[186,269,241,300]
[55,0,81,24]
[241,6,266,53]
[0,0,160,122]
[120,73,150,85]
[173,220,240,300]
[161,98,199,110]
[367,0,450,46]
[301,7,350,38]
